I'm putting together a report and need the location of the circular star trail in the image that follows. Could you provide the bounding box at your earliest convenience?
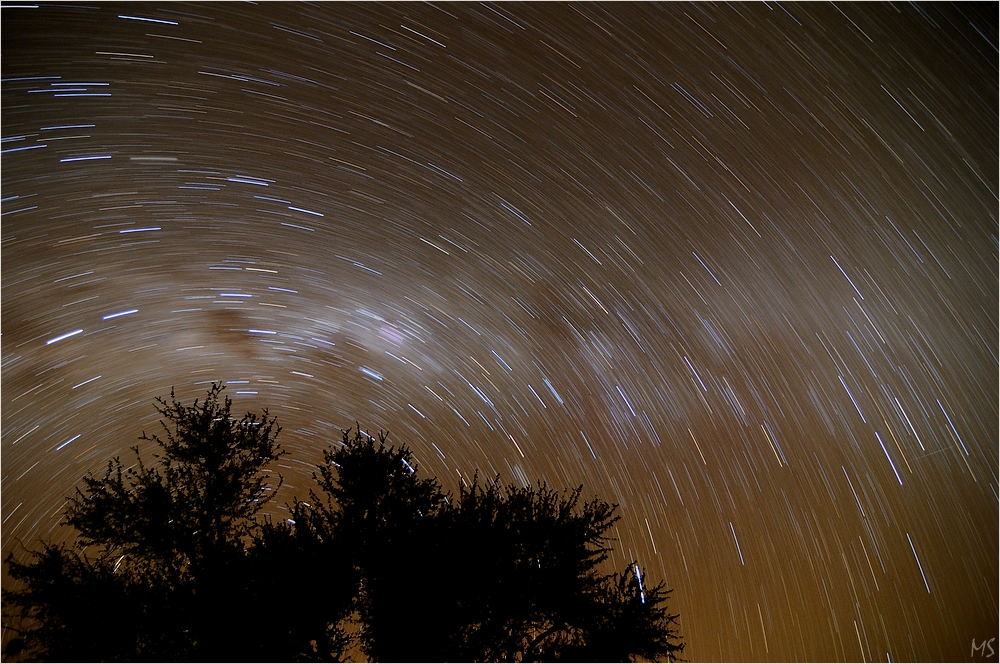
[2,4,996,661]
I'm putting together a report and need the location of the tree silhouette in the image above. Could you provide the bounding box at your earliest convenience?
[4,386,684,662]
[304,429,685,662]
[3,385,356,661]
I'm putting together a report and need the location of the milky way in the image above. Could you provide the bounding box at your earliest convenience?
[2,3,997,661]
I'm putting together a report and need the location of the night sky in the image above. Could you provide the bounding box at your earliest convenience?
[2,3,997,661]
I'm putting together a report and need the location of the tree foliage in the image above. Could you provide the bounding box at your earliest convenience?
[2,385,312,661]
[3,386,684,662]
[65,384,283,562]
[295,428,684,662]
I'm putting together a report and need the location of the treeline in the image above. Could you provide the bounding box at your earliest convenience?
[3,385,684,662]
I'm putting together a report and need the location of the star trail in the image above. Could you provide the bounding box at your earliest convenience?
[2,3,997,661]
